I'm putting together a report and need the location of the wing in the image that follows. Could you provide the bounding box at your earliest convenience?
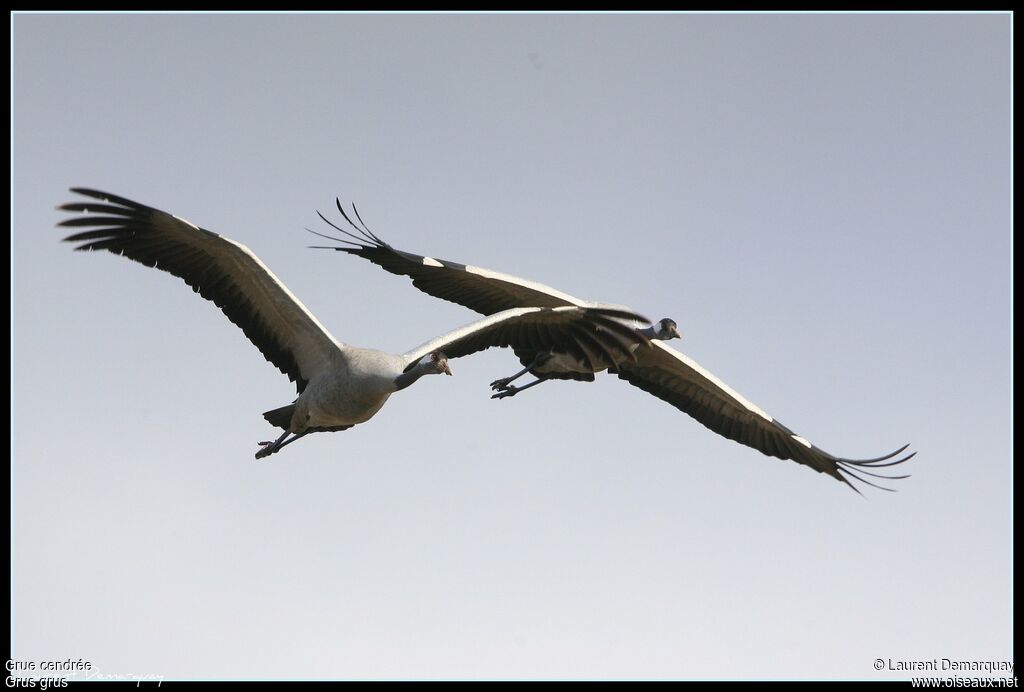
[60,188,343,393]
[308,198,590,315]
[403,307,651,371]
[615,342,914,492]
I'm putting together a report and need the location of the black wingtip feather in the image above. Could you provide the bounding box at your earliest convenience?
[333,199,373,243]
[350,202,388,246]
[304,225,367,248]
[68,188,150,211]
[838,465,900,493]
[315,209,375,247]
[832,445,915,493]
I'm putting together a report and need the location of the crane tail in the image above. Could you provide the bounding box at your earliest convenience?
[262,404,296,430]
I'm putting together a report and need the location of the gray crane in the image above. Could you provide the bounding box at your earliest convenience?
[59,189,649,460]
[311,199,914,491]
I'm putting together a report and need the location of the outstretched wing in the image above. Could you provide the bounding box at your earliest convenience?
[309,199,590,315]
[616,342,914,492]
[403,307,651,371]
[315,198,913,492]
[60,188,343,393]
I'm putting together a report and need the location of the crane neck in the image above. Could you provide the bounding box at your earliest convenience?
[393,360,434,391]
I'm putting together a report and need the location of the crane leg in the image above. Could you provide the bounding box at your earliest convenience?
[490,353,549,391]
[491,377,548,400]
[255,430,309,460]
[490,365,531,391]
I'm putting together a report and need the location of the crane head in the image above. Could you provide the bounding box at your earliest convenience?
[430,351,453,376]
[656,318,682,341]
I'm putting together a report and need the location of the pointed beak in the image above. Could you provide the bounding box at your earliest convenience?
[670,325,682,340]
[442,360,453,376]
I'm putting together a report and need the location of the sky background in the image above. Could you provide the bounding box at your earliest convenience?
[12,13,1011,681]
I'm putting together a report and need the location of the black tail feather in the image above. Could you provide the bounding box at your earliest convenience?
[263,404,295,430]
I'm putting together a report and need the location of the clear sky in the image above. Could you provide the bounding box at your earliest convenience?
[12,12,1011,681]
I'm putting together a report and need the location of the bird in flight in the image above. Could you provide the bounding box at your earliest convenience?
[59,189,650,459]
[310,198,914,492]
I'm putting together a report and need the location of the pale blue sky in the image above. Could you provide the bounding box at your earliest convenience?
[12,13,1011,680]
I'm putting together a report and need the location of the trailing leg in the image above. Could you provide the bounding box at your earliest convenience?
[491,377,548,400]
[490,353,549,391]
[255,430,309,459]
